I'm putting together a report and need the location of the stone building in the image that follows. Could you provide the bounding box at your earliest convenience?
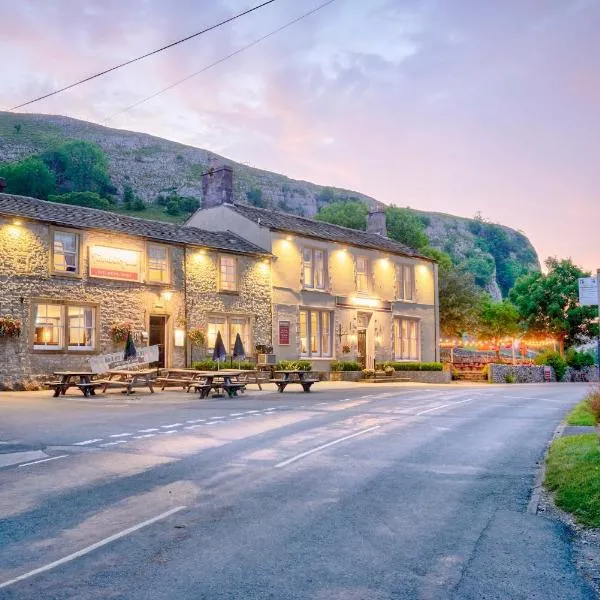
[0,194,271,387]
[187,172,440,370]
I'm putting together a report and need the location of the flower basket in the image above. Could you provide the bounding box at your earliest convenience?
[188,327,206,347]
[0,315,21,338]
[109,322,131,344]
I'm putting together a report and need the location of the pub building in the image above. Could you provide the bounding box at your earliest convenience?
[187,167,440,370]
[0,193,272,387]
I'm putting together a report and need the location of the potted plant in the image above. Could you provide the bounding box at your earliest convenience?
[109,322,132,344]
[256,344,276,365]
[0,315,21,339]
[384,365,395,377]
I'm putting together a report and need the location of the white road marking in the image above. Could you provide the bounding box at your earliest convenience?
[160,430,177,435]
[0,506,186,590]
[275,426,381,469]
[73,439,102,446]
[415,398,474,416]
[99,440,128,447]
[184,424,203,430]
[210,416,225,420]
[235,417,245,420]
[18,455,68,468]
[109,433,132,438]
[133,434,156,439]
[138,428,159,433]
[230,413,244,416]
[316,402,327,406]
[161,423,182,429]
[185,419,205,424]
[265,407,277,410]
[245,410,259,414]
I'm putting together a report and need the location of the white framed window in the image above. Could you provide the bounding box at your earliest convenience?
[33,303,64,350]
[207,314,250,354]
[356,256,370,293]
[302,248,326,290]
[396,264,415,301]
[394,317,420,360]
[67,306,96,351]
[219,256,238,292]
[299,309,333,358]
[147,245,169,284]
[52,230,79,275]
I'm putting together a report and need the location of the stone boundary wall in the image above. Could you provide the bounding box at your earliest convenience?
[396,370,451,384]
[489,364,555,384]
[565,366,599,383]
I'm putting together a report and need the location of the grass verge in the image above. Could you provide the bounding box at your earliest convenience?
[545,434,600,527]
[566,400,597,426]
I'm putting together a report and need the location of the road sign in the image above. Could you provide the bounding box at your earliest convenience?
[578,276,598,306]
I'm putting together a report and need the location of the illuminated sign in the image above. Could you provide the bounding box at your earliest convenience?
[335,296,392,312]
[89,246,141,282]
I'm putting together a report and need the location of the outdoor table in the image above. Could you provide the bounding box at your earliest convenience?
[99,368,156,395]
[156,368,203,391]
[271,370,319,393]
[192,370,245,397]
[51,371,98,397]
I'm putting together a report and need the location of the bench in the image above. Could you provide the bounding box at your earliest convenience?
[270,379,319,393]
[95,379,136,395]
[222,382,246,398]
[75,382,102,397]
[189,383,213,398]
[46,381,68,397]
[155,377,195,391]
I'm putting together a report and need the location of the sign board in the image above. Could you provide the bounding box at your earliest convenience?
[89,246,142,282]
[89,345,159,374]
[578,277,598,306]
[335,296,392,312]
[543,366,553,382]
[278,320,290,345]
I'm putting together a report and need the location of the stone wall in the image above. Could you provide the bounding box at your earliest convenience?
[489,364,555,384]
[565,366,599,383]
[396,370,451,384]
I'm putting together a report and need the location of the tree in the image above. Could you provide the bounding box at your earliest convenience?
[122,185,135,209]
[246,187,264,208]
[438,266,483,337]
[0,157,56,199]
[315,200,368,230]
[47,191,111,210]
[385,206,429,251]
[477,298,520,357]
[510,257,598,354]
[166,198,181,216]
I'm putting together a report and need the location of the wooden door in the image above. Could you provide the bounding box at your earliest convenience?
[149,316,167,368]
[357,330,367,369]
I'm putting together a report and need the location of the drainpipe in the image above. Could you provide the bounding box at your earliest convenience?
[183,245,189,368]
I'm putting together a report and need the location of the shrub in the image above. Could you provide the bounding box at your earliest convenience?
[132,197,146,211]
[330,360,362,372]
[274,360,312,371]
[362,368,375,378]
[586,387,600,423]
[381,362,444,372]
[565,348,596,371]
[504,372,517,384]
[384,365,395,376]
[535,350,567,382]
[188,328,206,347]
[192,360,255,370]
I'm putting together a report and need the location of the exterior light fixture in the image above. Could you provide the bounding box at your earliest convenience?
[161,290,173,302]
[174,328,185,347]
[286,235,293,241]
[12,219,22,226]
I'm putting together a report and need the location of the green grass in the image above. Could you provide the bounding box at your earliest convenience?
[545,434,600,527]
[566,400,597,426]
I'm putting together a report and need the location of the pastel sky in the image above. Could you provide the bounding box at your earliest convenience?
[1,0,598,271]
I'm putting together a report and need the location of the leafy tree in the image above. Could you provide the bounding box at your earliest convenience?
[316,187,336,207]
[132,197,146,211]
[166,198,181,216]
[0,157,57,199]
[386,206,429,251]
[464,252,496,287]
[534,350,567,382]
[510,257,598,354]
[477,298,520,357]
[14,123,22,134]
[315,200,368,230]
[565,348,595,370]
[246,187,265,208]
[179,196,200,213]
[122,185,135,209]
[438,266,483,337]
[47,191,111,210]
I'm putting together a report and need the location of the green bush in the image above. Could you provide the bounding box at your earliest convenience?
[48,191,111,210]
[330,360,362,372]
[534,350,567,382]
[565,348,596,371]
[504,372,517,384]
[381,362,443,372]
[274,359,312,371]
[362,368,375,378]
[192,360,255,371]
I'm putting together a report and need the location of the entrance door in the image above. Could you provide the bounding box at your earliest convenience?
[149,316,167,368]
[357,329,367,369]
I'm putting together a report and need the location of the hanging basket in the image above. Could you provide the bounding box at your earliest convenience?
[0,315,22,339]
[109,322,132,343]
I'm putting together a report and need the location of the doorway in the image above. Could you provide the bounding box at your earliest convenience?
[357,312,372,369]
[357,329,367,369]
[149,315,167,368]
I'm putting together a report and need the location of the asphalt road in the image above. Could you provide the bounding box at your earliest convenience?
[0,382,596,599]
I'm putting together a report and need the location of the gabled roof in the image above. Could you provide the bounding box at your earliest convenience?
[227,203,431,260]
[0,194,270,256]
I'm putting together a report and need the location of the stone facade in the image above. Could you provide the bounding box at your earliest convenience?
[565,366,599,383]
[488,364,555,384]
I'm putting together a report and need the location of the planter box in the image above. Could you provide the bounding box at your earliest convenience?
[329,371,362,382]
[257,354,277,365]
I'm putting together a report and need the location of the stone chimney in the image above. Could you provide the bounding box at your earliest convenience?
[0,178,5,193]
[202,165,233,209]
[367,208,387,236]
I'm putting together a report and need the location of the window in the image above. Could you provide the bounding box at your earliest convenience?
[302,248,326,290]
[207,315,250,354]
[299,309,333,358]
[396,264,415,301]
[53,231,79,274]
[394,317,420,360]
[147,245,169,283]
[219,256,238,292]
[67,306,95,351]
[356,257,369,293]
[32,302,98,352]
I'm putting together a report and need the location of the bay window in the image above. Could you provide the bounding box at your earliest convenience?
[302,248,326,290]
[396,264,415,301]
[299,309,332,358]
[394,317,420,360]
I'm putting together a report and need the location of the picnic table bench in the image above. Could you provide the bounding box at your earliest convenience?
[155,368,203,391]
[95,367,156,395]
[270,370,319,393]
[191,371,247,398]
[48,372,99,397]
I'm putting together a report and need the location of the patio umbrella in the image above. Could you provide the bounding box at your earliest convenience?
[124,330,137,361]
[232,333,246,368]
[212,330,227,370]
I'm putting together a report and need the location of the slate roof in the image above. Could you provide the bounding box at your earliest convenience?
[228,203,431,260]
[0,194,270,256]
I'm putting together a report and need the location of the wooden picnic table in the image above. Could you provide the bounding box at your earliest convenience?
[190,370,246,398]
[271,370,319,393]
[98,368,156,395]
[50,371,98,397]
[156,368,203,391]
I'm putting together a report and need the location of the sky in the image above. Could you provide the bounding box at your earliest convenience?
[0,0,598,271]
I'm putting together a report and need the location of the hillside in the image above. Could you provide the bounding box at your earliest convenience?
[0,111,540,297]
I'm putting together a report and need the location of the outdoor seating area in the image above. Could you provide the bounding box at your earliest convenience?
[270,370,319,393]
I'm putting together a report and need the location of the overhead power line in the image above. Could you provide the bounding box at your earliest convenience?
[104,0,337,122]
[8,0,278,111]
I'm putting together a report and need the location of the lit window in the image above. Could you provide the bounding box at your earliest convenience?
[356,257,369,293]
[396,264,415,301]
[299,309,333,358]
[303,248,326,290]
[53,231,79,274]
[394,317,419,360]
[219,256,238,292]
[207,315,250,353]
[33,303,63,349]
[207,316,226,350]
[229,317,249,354]
[147,245,169,283]
[67,306,96,351]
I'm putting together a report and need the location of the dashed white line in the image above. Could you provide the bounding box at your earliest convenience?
[161,423,182,429]
[184,424,203,430]
[229,413,244,417]
[245,410,259,414]
[18,455,69,468]
[109,433,132,438]
[210,416,225,420]
[138,428,159,433]
[99,440,128,447]
[0,506,186,590]
[73,439,102,446]
[160,430,177,435]
[415,398,474,416]
[185,419,205,424]
[133,434,156,439]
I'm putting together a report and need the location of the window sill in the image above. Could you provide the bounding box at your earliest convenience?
[51,271,82,279]
[219,289,239,295]
[31,348,99,355]
[301,287,329,293]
